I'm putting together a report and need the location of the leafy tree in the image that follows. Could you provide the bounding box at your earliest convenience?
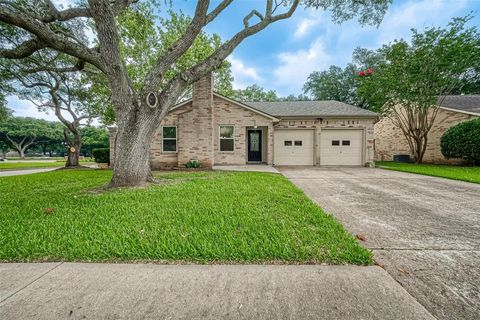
[279,93,310,101]
[358,16,480,163]
[303,47,384,108]
[303,64,358,105]
[80,126,109,157]
[441,118,480,165]
[1,53,107,167]
[0,117,54,158]
[231,84,279,102]
[0,0,390,187]
[0,92,12,121]
[33,121,64,156]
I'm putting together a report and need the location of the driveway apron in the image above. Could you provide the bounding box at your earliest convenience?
[279,166,480,320]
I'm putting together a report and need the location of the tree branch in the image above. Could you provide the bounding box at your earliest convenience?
[142,0,211,92]
[0,38,47,59]
[0,4,104,71]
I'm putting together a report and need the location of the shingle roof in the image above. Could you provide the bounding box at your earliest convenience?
[243,100,379,118]
[438,95,480,115]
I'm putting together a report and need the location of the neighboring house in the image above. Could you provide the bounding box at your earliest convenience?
[374,95,480,163]
[109,74,379,169]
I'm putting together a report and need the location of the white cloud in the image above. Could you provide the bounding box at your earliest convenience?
[227,55,262,89]
[7,96,58,121]
[294,18,321,39]
[52,0,74,9]
[376,0,469,44]
[273,39,331,94]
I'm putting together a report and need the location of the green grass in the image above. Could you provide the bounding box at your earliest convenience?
[0,160,92,170]
[376,161,480,184]
[0,170,371,264]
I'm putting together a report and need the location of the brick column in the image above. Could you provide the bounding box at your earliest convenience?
[177,74,214,168]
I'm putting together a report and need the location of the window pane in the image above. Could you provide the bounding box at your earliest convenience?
[163,139,177,152]
[163,127,176,139]
[220,126,234,138]
[220,139,234,151]
[342,140,351,146]
[294,140,302,146]
[332,140,340,146]
[284,140,292,146]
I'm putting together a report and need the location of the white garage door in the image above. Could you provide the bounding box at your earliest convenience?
[320,129,364,166]
[274,130,314,165]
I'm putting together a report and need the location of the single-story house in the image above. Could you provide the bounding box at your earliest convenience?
[109,74,379,168]
[374,95,480,163]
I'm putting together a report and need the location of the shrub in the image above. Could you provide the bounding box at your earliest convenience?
[441,118,480,164]
[92,148,110,164]
[185,159,200,168]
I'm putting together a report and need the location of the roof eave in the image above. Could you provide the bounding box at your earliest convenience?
[439,106,480,117]
[274,114,380,119]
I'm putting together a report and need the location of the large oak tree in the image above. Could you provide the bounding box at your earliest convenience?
[0,0,390,187]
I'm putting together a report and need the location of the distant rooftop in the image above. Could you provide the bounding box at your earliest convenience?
[438,95,480,115]
[243,100,379,118]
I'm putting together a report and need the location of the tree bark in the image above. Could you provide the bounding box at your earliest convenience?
[109,115,156,187]
[64,129,82,167]
[19,149,25,159]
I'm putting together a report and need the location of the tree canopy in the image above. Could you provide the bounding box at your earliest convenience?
[358,16,480,162]
[0,117,55,158]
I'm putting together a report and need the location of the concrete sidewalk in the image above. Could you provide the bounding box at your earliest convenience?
[0,168,57,177]
[0,263,434,320]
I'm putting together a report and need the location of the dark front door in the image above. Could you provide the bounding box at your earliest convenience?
[248,130,262,162]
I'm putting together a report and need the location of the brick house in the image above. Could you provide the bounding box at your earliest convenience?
[109,74,379,169]
[374,95,480,163]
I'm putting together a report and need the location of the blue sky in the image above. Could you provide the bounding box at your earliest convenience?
[7,0,480,120]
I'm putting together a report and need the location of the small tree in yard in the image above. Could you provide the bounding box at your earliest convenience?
[1,55,107,167]
[358,16,480,163]
[441,118,480,165]
[0,0,390,187]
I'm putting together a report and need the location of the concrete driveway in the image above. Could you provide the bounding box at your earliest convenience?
[279,166,480,320]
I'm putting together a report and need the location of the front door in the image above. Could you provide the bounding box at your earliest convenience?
[248,130,262,162]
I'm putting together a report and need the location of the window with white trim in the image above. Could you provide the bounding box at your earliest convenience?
[220,125,234,151]
[162,126,177,152]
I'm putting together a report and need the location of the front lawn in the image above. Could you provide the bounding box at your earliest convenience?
[0,160,92,170]
[376,161,480,184]
[0,170,371,264]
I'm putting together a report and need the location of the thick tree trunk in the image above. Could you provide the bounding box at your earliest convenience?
[110,120,156,188]
[65,132,82,167]
[19,149,25,159]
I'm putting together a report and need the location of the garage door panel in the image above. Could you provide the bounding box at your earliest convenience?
[320,129,363,166]
[274,130,314,165]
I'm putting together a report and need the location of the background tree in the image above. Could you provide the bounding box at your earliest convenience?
[33,121,64,156]
[80,126,109,157]
[303,47,384,108]
[0,93,12,122]
[279,93,310,101]
[0,0,390,187]
[358,16,480,163]
[0,117,54,158]
[303,64,358,105]
[231,84,279,102]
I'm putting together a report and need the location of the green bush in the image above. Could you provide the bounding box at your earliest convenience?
[441,118,480,164]
[185,159,200,168]
[92,148,110,164]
